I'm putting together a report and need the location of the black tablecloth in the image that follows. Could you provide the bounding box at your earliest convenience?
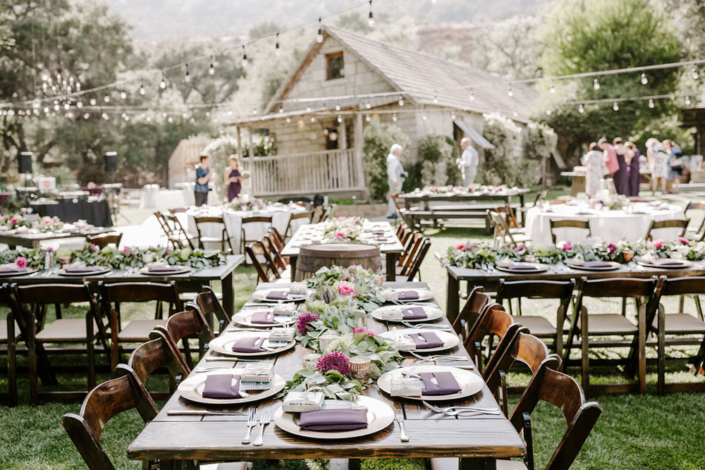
[31,199,112,227]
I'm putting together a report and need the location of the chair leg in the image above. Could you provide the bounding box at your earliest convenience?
[182,338,194,369]
[581,313,590,395]
[657,309,666,396]
[7,332,17,407]
[28,336,38,406]
[87,340,96,390]
[638,307,646,396]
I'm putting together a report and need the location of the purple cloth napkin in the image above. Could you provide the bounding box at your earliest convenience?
[398,291,419,300]
[64,267,103,273]
[402,307,428,320]
[507,264,539,271]
[231,337,266,353]
[202,374,242,399]
[0,267,28,273]
[266,290,289,300]
[148,266,184,273]
[580,261,612,268]
[410,332,444,349]
[251,311,277,324]
[651,259,685,266]
[299,409,368,432]
[419,371,462,396]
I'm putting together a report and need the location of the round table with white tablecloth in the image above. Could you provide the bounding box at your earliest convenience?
[525,201,686,245]
[184,204,309,253]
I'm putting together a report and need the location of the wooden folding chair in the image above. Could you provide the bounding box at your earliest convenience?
[0,284,20,407]
[86,232,123,248]
[464,303,523,375]
[262,235,289,275]
[488,210,531,248]
[496,279,575,358]
[398,238,430,282]
[684,201,705,241]
[246,244,277,284]
[194,215,233,252]
[452,286,491,339]
[284,211,310,240]
[520,189,548,227]
[195,286,232,335]
[154,309,214,372]
[62,372,159,470]
[549,219,591,244]
[241,215,273,257]
[163,213,195,249]
[645,218,690,241]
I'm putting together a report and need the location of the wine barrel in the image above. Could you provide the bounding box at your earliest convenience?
[295,243,381,281]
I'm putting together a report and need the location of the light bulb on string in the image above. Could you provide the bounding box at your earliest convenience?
[513,110,518,117]
[90,98,96,106]
[392,112,397,122]
[104,95,110,103]
[469,89,474,101]
[337,115,343,123]
[316,17,324,43]
[77,101,83,108]
[102,112,109,120]
[184,64,191,83]
[252,108,257,115]
[279,106,284,114]
[648,98,655,108]
[422,113,427,120]
[53,103,59,111]
[579,104,584,113]
[451,111,456,120]
[613,102,619,111]
[693,67,699,80]
[366,114,371,122]
[686,96,692,106]
[120,90,127,100]
[168,117,173,123]
[146,116,152,122]
[550,83,555,94]
[83,113,90,120]
[368,0,374,27]
[641,73,648,85]
[63,103,70,110]
[206,111,211,117]
[306,105,312,113]
[433,92,438,104]
[275,33,281,57]
[507,86,513,97]
[365,101,371,109]
[140,84,145,95]
[546,109,551,116]
[398,97,404,106]
[43,107,49,113]
[42,83,47,92]
[286,117,291,123]
[209,57,215,75]
[311,116,316,123]
[160,76,167,89]
[593,78,600,90]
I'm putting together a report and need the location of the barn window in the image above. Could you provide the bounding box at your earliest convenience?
[326,52,345,80]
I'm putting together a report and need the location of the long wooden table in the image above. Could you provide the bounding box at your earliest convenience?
[1,254,245,317]
[282,222,405,281]
[0,227,114,249]
[128,282,525,469]
[402,189,531,212]
[445,262,705,324]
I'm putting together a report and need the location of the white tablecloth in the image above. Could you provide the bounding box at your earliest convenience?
[525,202,686,245]
[184,205,309,253]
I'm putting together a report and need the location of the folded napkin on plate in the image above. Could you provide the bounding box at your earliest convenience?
[409,331,444,349]
[397,291,419,300]
[299,408,368,432]
[64,267,103,273]
[231,336,266,353]
[0,267,28,273]
[506,264,538,271]
[202,374,242,399]
[266,290,289,300]
[402,306,428,320]
[419,371,462,396]
[580,261,612,268]
[251,311,278,324]
[650,259,685,266]
[148,266,183,273]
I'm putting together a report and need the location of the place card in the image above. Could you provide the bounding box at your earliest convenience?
[282,391,325,412]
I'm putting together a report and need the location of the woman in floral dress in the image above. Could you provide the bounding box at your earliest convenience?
[581,142,604,198]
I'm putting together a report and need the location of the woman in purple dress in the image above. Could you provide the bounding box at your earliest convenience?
[625,142,641,197]
[225,155,243,202]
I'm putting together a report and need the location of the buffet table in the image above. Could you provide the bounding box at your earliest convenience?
[29,199,112,227]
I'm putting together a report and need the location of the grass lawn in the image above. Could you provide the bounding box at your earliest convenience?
[1,218,705,468]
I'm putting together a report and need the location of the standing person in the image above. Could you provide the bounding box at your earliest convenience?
[612,137,629,195]
[456,137,479,187]
[624,142,641,197]
[194,155,212,207]
[599,138,620,194]
[663,139,682,194]
[646,138,668,194]
[581,142,604,198]
[224,155,243,202]
[386,144,406,219]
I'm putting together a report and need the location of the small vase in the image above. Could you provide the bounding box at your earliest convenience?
[622,250,634,263]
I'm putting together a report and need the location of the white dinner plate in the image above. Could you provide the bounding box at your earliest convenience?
[378,329,459,353]
[178,370,286,405]
[381,288,434,302]
[274,396,394,440]
[139,266,192,275]
[377,365,484,402]
[208,331,296,357]
[0,268,38,277]
[251,288,310,303]
[636,258,691,269]
[371,305,445,323]
[566,260,621,271]
[233,309,298,328]
[495,263,549,274]
[58,266,111,277]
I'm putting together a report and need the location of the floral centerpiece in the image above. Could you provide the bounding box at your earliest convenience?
[66,244,228,269]
[589,194,629,211]
[0,247,48,268]
[634,238,705,261]
[228,197,266,212]
[306,265,384,311]
[320,216,365,243]
[36,216,64,233]
[0,214,31,230]
[285,351,364,401]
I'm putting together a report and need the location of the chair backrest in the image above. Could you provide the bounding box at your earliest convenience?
[61,372,158,470]
[194,215,232,252]
[285,212,310,239]
[320,205,334,222]
[255,240,283,279]
[532,189,548,207]
[261,235,287,272]
[87,232,123,249]
[658,275,705,297]
[246,244,275,283]
[575,277,658,323]
[685,202,705,235]
[509,359,602,470]
[241,215,273,244]
[154,211,173,238]
[396,222,408,239]
[549,219,591,244]
[124,334,185,386]
[488,210,519,248]
[156,309,213,373]
[494,205,519,229]
[451,286,491,340]
[268,226,285,246]
[645,218,690,241]
[465,303,523,374]
[99,281,183,315]
[497,279,574,320]
[195,286,231,333]
[164,213,194,249]
[402,238,430,281]
[399,231,423,267]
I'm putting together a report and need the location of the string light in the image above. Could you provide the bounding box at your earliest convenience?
[104,95,110,103]
[469,89,474,101]
[316,17,324,43]
[546,109,551,115]
[120,90,127,99]
[686,96,692,106]
[365,114,371,122]
[311,116,316,123]
[579,104,584,113]
[337,115,343,123]
[648,98,655,108]
[398,97,404,106]
[422,112,427,120]
[693,67,699,80]
[76,101,83,108]
[368,0,374,27]
[550,83,555,94]
[160,76,167,89]
[83,113,90,120]
[593,78,600,90]
[613,102,619,111]
[507,86,513,97]
[275,33,281,57]
[640,73,648,85]
[392,112,397,122]
[139,83,146,95]
[209,57,215,75]
[102,112,109,120]
[286,116,291,123]
[279,106,284,113]
[365,101,371,109]
[90,98,96,106]
[306,105,312,113]
[184,64,191,82]
[335,104,341,111]
[242,45,248,67]
[451,111,456,120]
[433,92,438,104]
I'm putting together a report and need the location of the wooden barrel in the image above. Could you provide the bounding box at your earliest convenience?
[294,244,382,281]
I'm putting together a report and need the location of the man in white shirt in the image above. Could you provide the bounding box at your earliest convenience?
[386,144,406,218]
[456,137,479,186]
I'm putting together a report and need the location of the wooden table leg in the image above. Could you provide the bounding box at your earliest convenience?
[222,272,234,318]
[290,257,297,281]
[386,253,397,281]
[446,272,460,324]
[519,194,526,227]
[348,459,362,470]
[460,458,497,470]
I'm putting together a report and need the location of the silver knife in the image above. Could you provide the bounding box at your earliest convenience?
[395,409,409,442]
[167,410,246,416]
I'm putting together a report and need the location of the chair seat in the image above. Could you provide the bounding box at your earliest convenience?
[653,313,705,334]
[36,318,108,342]
[118,320,167,342]
[431,458,526,470]
[585,314,638,335]
[200,236,225,242]
[513,315,557,336]
[0,320,21,342]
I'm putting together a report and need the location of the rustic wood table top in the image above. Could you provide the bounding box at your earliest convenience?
[281,222,404,257]
[0,227,114,248]
[127,281,525,468]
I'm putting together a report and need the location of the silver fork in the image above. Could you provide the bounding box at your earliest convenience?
[422,401,500,416]
[422,401,498,413]
[253,410,270,446]
[409,351,468,362]
[242,408,257,444]
[401,321,451,330]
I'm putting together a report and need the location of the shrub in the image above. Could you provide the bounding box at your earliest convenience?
[481,112,523,186]
[418,133,454,187]
[362,121,411,202]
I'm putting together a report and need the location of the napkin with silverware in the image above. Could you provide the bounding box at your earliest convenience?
[409,332,444,349]
[202,374,244,399]
[299,409,368,432]
[419,371,462,396]
[231,337,266,353]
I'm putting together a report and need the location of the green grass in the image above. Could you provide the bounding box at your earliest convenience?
[1,224,705,468]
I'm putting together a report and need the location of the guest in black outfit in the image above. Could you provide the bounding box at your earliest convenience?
[225,155,244,202]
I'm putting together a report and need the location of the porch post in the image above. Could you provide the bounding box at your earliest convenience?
[248,128,255,158]
[338,118,347,150]
[354,112,365,190]
[236,126,243,158]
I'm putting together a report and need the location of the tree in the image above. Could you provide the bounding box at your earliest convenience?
[537,0,683,161]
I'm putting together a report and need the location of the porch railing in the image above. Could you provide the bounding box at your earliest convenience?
[240,149,364,197]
